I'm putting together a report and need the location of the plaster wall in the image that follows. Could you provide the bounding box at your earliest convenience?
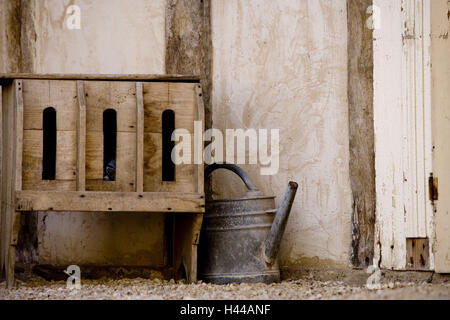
[19,0,167,267]
[210,0,353,268]
[32,0,165,74]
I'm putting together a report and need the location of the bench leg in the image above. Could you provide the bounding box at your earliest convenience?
[6,211,21,289]
[173,213,203,283]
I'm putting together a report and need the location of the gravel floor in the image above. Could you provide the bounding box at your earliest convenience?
[1,277,449,300]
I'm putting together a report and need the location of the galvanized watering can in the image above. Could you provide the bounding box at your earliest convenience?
[199,164,298,284]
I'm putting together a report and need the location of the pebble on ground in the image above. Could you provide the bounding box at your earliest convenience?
[1,277,449,300]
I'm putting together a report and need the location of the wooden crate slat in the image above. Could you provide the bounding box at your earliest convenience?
[15,80,23,191]
[195,85,205,194]
[0,85,3,273]
[16,191,205,213]
[0,73,201,84]
[22,80,78,131]
[76,81,87,191]
[22,130,77,190]
[136,82,144,193]
[85,81,137,133]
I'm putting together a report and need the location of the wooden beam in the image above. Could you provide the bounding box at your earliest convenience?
[195,85,205,194]
[76,81,86,191]
[0,85,3,275]
[14,80,23,191]
[15,191,205,213]
[0,74,201,84]
[347,0,376,268]
[136,82,144,193]
[406,238,430,271]
[6,211,21,288]
[1,84,16,282]
[173,213,203,283]
[6,81,23,287]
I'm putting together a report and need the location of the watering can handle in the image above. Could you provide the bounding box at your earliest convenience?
[205,164,260,193]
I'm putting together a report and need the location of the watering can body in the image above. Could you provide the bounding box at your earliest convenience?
[199,164,298,284]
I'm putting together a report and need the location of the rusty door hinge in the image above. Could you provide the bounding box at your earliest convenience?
[429,173,438,201]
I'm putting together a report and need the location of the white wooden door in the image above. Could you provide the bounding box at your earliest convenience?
[373,0,434,270]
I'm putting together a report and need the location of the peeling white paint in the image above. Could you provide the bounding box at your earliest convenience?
[373,0,434,270]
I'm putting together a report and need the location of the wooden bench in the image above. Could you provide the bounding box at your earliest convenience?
[0,74,205,288]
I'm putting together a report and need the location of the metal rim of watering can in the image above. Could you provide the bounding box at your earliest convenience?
[205,164,266,201]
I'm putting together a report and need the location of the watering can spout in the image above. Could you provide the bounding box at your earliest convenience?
[264,181,298,265]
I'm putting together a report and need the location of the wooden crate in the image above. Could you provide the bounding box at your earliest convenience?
[0,74,205,288]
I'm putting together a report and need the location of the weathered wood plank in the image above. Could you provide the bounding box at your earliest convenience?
[15,80,23,191]
[406,238,430,271]
[143,132,195,193]
[136,82,144,193]
[195,85,205,194]
[347,0,376,268]
[374,0,433,270]
[76,81,86,191]
[143,82,196,133]
[4,82,23,287]
[6,211,21,288]
[85,81,137,133]
[142,82,198,193]
[22,80,78,131]
[173,213,203,283]
[0,85,3,274]
[1,85,15,278]
[0,74,200,84]
[373,0,407,269]
[15,191,205,213]
[142,82,168,134]
[22,130,77,190]
[170,83,196,133]
[2,82,18,286]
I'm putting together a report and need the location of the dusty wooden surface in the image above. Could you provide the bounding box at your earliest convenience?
[135,82,144,193]
[347,0,376,268]
[16,191,205,213]
[406,238,430,271]
[76,81,86,191]
[0,74,200,84]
